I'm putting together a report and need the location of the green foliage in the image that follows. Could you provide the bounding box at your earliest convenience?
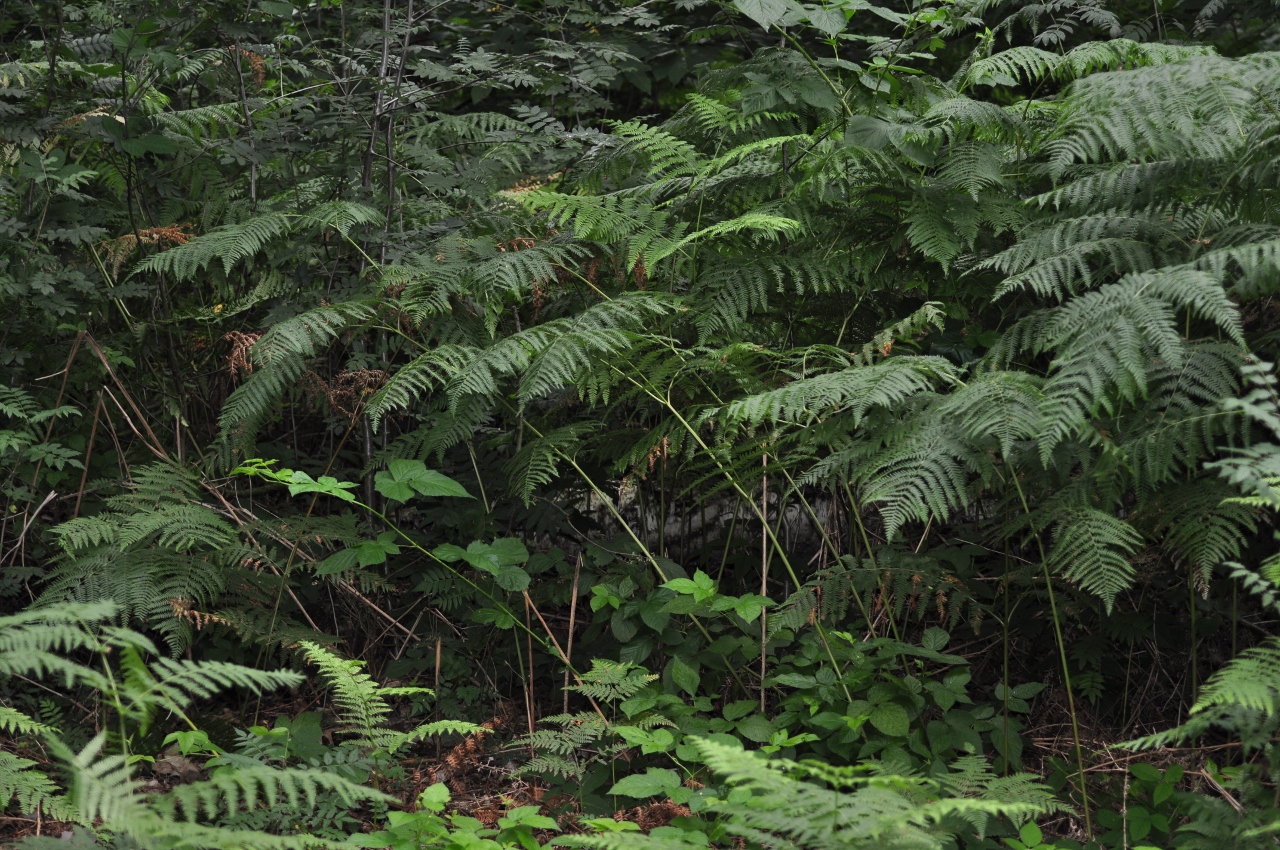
[6,0,1280,847]
[567,737,1054,850]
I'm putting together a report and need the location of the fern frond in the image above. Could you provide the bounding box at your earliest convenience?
[133,213,290,279]
[1192,637,1280,715]
[1048,507,1143,612]
[715,357,957,429]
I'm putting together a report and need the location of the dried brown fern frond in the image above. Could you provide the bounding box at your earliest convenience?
[223,331,263,381]
[300,369,389,420]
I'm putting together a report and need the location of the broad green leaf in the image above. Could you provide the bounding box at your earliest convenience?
[316,548,359,575]
[723,699,757,721]
[734,0,789,28]
[869,702,910,737]
[921,627,949,651]
[669,655,700,696]
[733,594,770,623]
[1130,763,1162,783]
[1128,806,1152,841]
[376,459,471,502]
[356,531,400,567]
[275,711,326,761]
[435,539,530,590]
[607,768,681,798]
[419,782,451,811]
[735,713,775,743]
[805,4,847,34]
[472,608,516,629]
[122,135,179,156]
[611,609,638,643]
[282,470,358,502]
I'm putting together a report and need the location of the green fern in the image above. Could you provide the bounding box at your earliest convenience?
[565,737,1053,850]
[1047,507,1143,613]
[301,642,484,757]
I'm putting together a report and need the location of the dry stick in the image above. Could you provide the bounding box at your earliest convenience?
[394,609,425,661]
[72,391,104,518]
[523,590,608,723]
[1121,770,1130,850]
[363,598,427,656]
[1195,770,1246,814]
[102,387,166,460]
[96,398,131,483]
[434,635,444,759]
[564,554,581,713]
[434,638,443,689]
[760,454,768,712]
[83,334,166,453]
[341,584,423,640]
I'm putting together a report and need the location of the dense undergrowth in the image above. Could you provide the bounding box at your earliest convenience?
[4,0,1280,845]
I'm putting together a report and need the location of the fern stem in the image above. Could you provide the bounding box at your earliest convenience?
[1010,470,1092,838]
[1189,565,1199,706]
[466,440,490,515]
[773,27,853,119]
[761,454,769,712]
[1232,576,1238,661]
[1002,541,1011,775]
[716,495,741,582]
